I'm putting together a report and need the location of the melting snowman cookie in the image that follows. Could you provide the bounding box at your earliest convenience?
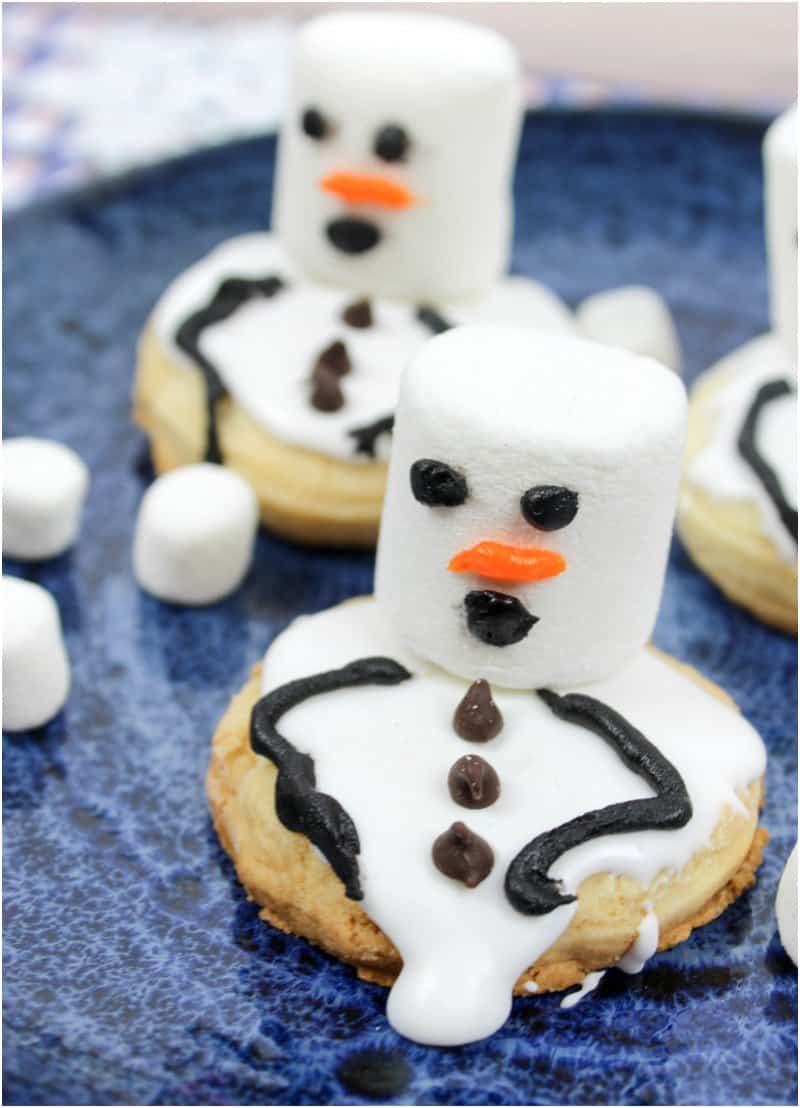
[136,10,681,548]
[679,105,798,632]
[208,327,767,1046]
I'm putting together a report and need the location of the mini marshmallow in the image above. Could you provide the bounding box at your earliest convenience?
[3,437,90,560]
[764,106,797,356]
[133,464,258,605]
[3,576,70,731]
[776,844,798,965]
[375,326,687,689]
[575,286,682,374]
[274,11,522,301]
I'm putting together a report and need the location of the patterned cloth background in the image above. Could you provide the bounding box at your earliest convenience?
[2,3,785,211]
[0,3,703,211]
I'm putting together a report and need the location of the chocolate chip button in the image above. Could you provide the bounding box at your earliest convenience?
[310,366,344,412]
[432,821,494,888]
[342,298,373,329]
[314,339,351,377]
[448,755,500,810]
[453,679,503,742]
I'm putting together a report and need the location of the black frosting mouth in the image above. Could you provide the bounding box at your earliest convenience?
[326,218,382,255]
[464,590,538,647]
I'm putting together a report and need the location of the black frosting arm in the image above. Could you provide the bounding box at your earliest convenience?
[505,689,693,916]
[737,377,798,543]
[174,274,285,464]
[347,415,395,458]
[250,656,412,900]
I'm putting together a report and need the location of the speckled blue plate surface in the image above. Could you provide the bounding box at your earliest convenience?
[3,110,797,1106]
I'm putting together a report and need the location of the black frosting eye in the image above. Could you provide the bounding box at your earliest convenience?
[301,107,329,140]
[374,124,410,163]
[410,459,468,507]
[520,486,579,531]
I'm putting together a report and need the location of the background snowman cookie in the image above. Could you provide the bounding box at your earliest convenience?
[208,327,766,1046]
[135,10,679,548]
[678,107,797,632]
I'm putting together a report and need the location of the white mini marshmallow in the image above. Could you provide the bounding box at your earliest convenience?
[776,844,798,965]
[375,326,687,689]
[274,11,522,301]
[764,106,797,356]
[3,576,70,731]
[3,437,90,560]
[576,286,682,374]
[133,464,258,605]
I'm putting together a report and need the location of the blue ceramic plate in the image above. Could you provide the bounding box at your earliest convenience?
[3,110,797,1106]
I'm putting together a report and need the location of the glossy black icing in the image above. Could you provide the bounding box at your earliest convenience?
[416,305,454,335]
[521,485,579,532]
[374,124,410,163]
[326,218,381,255]
[410,458,468,507]
[174,274,284,463]
[250,656,412,900]
[737,378,798,543]
[505,689,693,915]
[464,590,538,647]
[347,414,395,458]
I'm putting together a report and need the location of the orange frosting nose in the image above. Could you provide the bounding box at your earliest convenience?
[320,171,415,210]
[448,541,566,583]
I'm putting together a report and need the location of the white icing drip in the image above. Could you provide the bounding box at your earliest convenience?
[776,844,798,965]
[689,332,797,562]
[560,970,606,1010]
[522,980,538,994]
[152,232,572,461]
[258,598,765,1046]
[618,901,659,974]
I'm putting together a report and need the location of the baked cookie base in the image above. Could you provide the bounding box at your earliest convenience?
[678,350,797,634]
[134,325,387,548]
[207,657,766,998]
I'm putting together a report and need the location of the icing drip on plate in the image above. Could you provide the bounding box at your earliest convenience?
[689,333,797,562]
[256,599,765,1046]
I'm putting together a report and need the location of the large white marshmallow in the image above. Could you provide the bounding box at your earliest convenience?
[3,576,70,731]
[375,326,687,689]
[764,106,797,356]
[273,11,522,302]
[3,437,89,560]
[133,464,258,606]
[776,844,798,965]
[576,286,682,374]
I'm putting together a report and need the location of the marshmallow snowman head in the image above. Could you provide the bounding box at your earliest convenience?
[273,12,522,302]
[764,105,798,357]
[375,326,688,690]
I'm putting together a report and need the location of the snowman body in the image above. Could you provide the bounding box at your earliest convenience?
[686,106,797,560]
[257,597,764,1045]
[153,233,573,462]
[247,327,765,1044]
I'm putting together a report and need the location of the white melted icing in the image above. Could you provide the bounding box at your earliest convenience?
[689,332,797,562]
[152,232,573,461]
[617,901,659,974]
[258,599,765,1046]
[560,971,606,1010]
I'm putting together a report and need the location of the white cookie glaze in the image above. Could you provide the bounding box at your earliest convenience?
[376,326,687,689]
[3,437,89,561]
[617,902,659,974]
[688,333,797,563]
[152,233,573,462]
[560,970,606,1010]
[258,598,765,1046]
[776,844,797,965]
